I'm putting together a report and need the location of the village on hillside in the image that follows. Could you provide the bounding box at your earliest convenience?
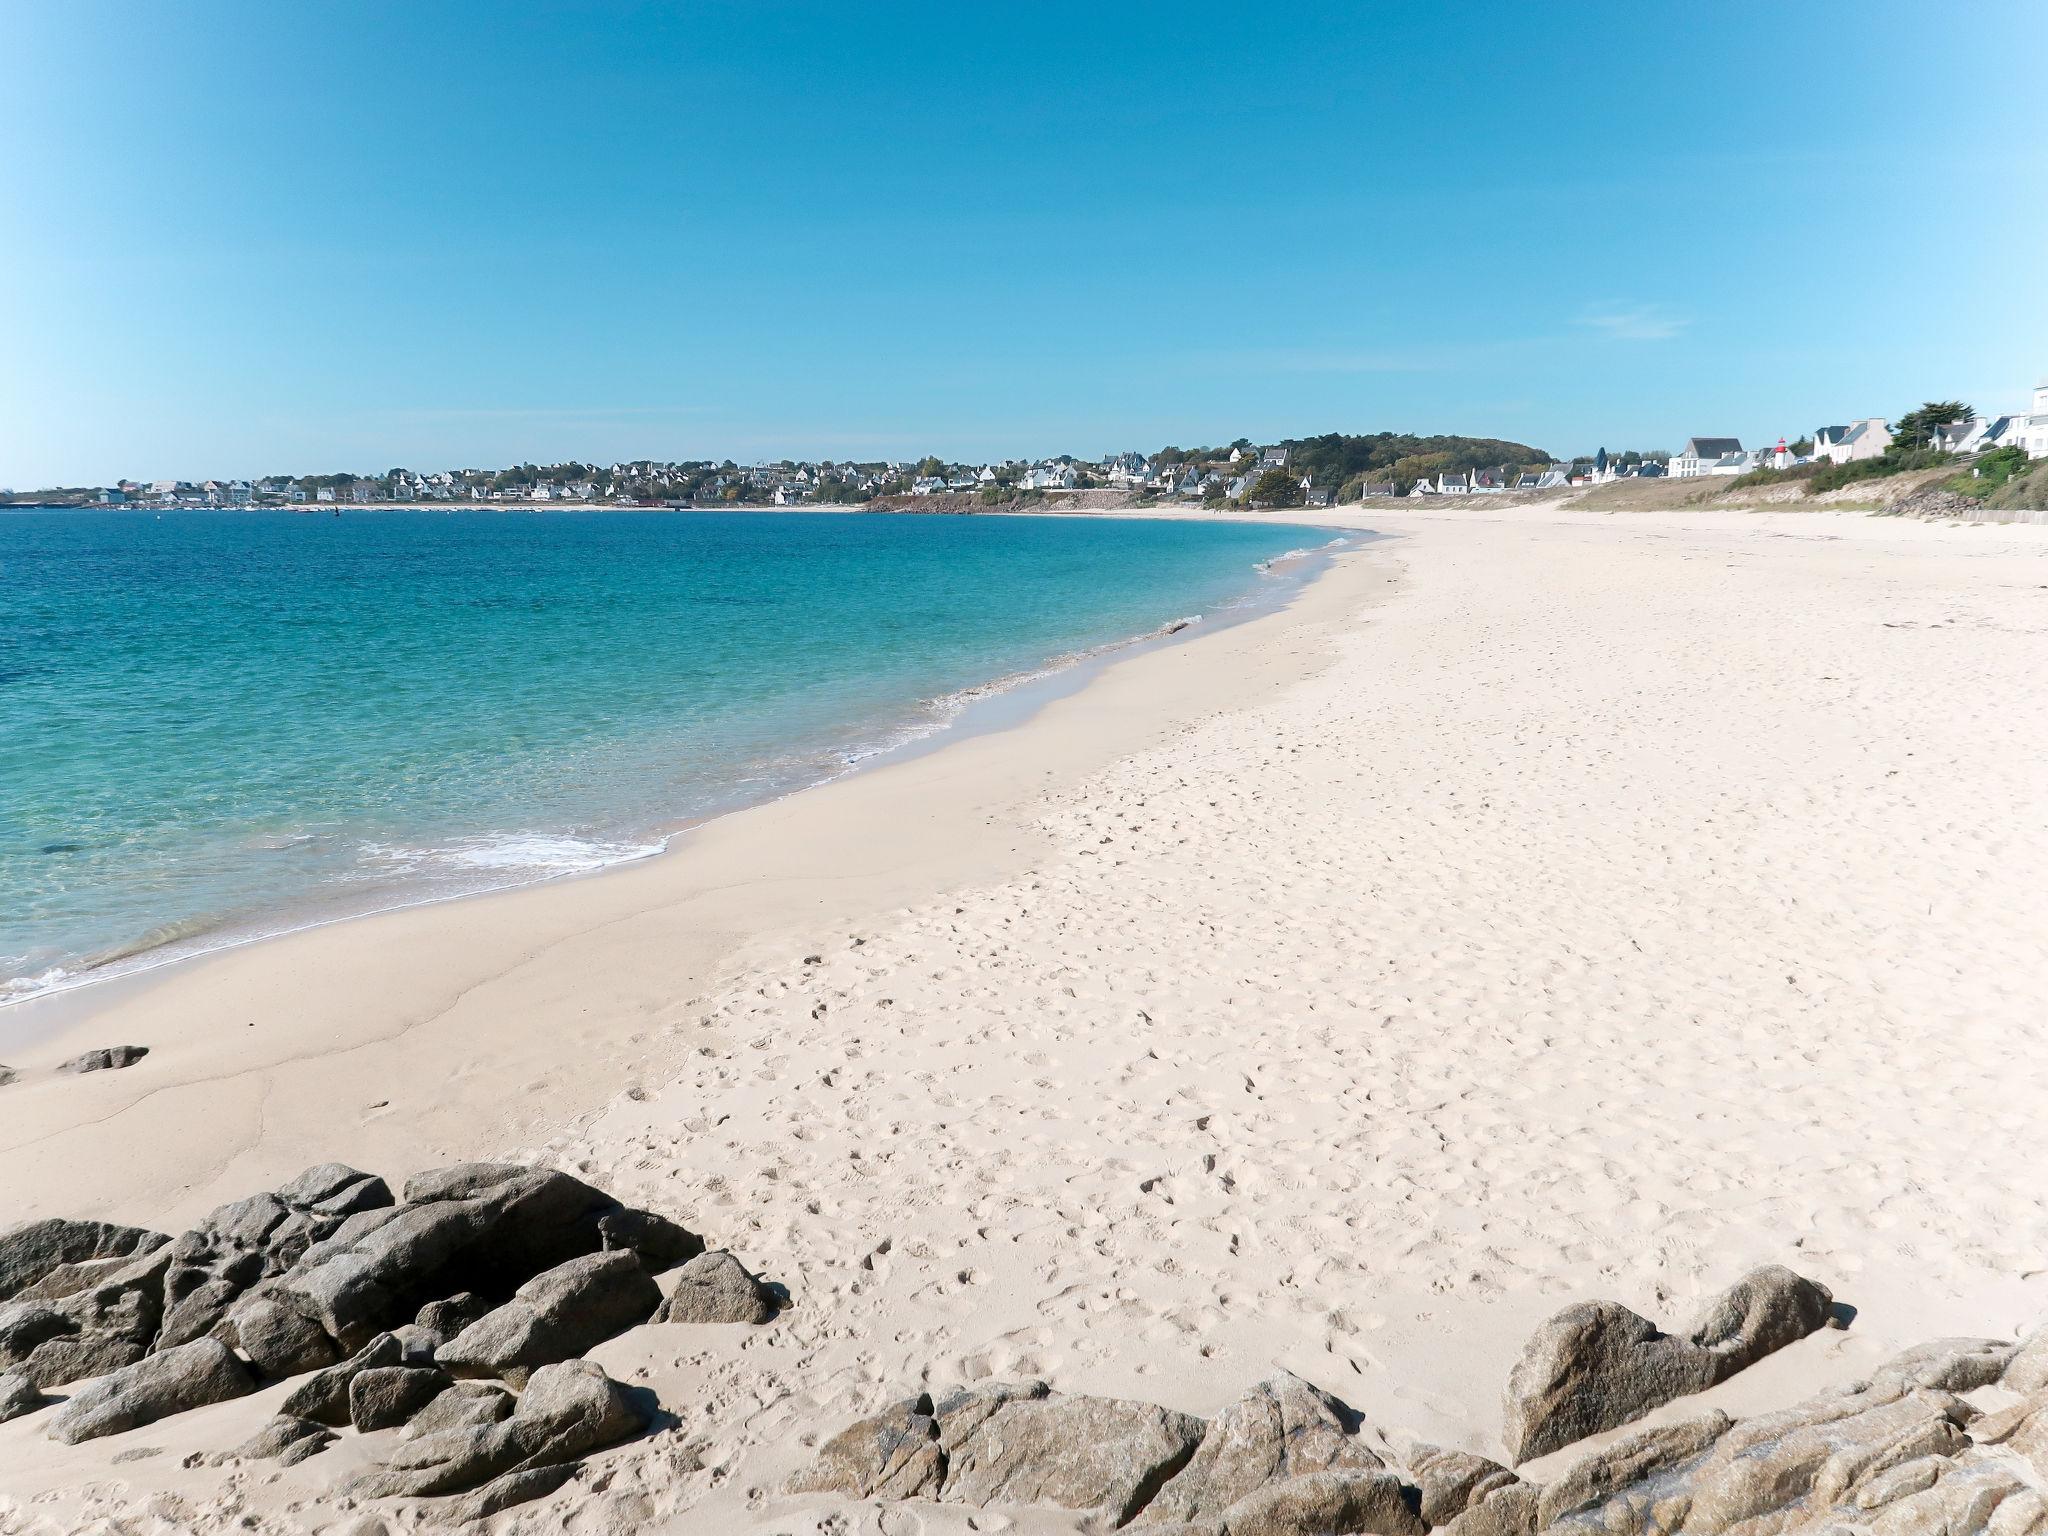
[8,383,2045,512]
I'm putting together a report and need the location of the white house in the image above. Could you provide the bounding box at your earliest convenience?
[1812,419,1889,465]
[1437,472,1472,495]
[1671,438,1743,478]
[1944,388,2048,458]
[910,476,947,495]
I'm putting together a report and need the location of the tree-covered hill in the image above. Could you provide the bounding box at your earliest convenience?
[1275,432,1553,495]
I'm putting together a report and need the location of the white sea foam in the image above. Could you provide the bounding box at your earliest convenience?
[360,832,668,877]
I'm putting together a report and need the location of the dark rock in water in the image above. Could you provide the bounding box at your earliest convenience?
[214,1413,336,1467]
[437,1249,661,1387]
[49,1337,256,1444]
[39,843,84,855]
[280,1332,406,1427]
[1137,1370,1383,1527]
[1501,1265,1832,1462]
[793,1378,1207,1527]
[161,1163,393,1354]
[57,1046,149,1075]
[342,1358,647,1499]
[403,1380,515,1440]
[0,1067,16,1089]
[350,1364,453,1432]
[652,1250,775,1325]
[0,1370,47,1424]
[0,1218,167,1303]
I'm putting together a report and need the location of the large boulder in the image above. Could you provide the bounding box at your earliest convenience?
[342,1358,646,1500]
[0,1218,166,1303]
[595,1207,703,1271]
[1403,1445,1518,1529]
[212,1413,336,1467]
[652,1250,774,1325]
[1178,1469,1423,1535]
[1137,1371,1383,1527]
[280,1331,407,1427]
[159,1163,393,1352]
[350,1364,453,1432]
[403,1380,515,1441]
[790,1390,948,1500]
[793,1379,1206,1526]
[938,1382,1207,1527]
[0,1370,46,1424]
[436,1249,661,1387]
[2,1247,171,1387]
[246,1164,658,1366]
[1501,1266,1832,1461]
[1532,1412,1729,1529]
[48,1337,255,1444]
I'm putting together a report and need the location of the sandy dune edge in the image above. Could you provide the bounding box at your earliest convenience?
[5,505,2048,1533]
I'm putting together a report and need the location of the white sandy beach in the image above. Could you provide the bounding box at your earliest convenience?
[5,502,2048,1532]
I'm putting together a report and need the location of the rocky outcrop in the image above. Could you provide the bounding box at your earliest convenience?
[49,1337,256,1444]
[1136,1370,1386,1527]
[1405,1445,1519,1529]
[652,1249,776,1324]
[1501,1266,1832,1461]
[158,1163,394,1356]
[349,1364,453,1431]
[1,1245,172,1388]
[0,1217,166,1303]
[239,1164,680,1371]
[342,1358,647,1501]
[280,1331,407,1426]
[404,1380,515,1440]
[436,1249,662,1387]
[794,1379,1210,1526]
[57,1046,149,1074]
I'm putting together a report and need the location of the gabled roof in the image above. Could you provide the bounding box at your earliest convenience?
[1681,437,1742,458]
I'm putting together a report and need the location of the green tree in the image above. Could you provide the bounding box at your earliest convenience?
[1892,401,1974,451]
[1246,467,1304,507]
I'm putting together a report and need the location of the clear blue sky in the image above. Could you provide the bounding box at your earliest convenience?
[5,0,2045,485]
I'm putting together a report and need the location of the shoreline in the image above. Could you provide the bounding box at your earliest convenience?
[7,503,2048,1528]
[0,512,1387,1232]
[1,509,1343,1017]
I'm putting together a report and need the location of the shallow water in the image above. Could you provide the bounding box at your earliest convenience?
[1,508,1325,1000]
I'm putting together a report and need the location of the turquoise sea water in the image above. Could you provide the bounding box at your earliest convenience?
[1,509,1330,1000]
